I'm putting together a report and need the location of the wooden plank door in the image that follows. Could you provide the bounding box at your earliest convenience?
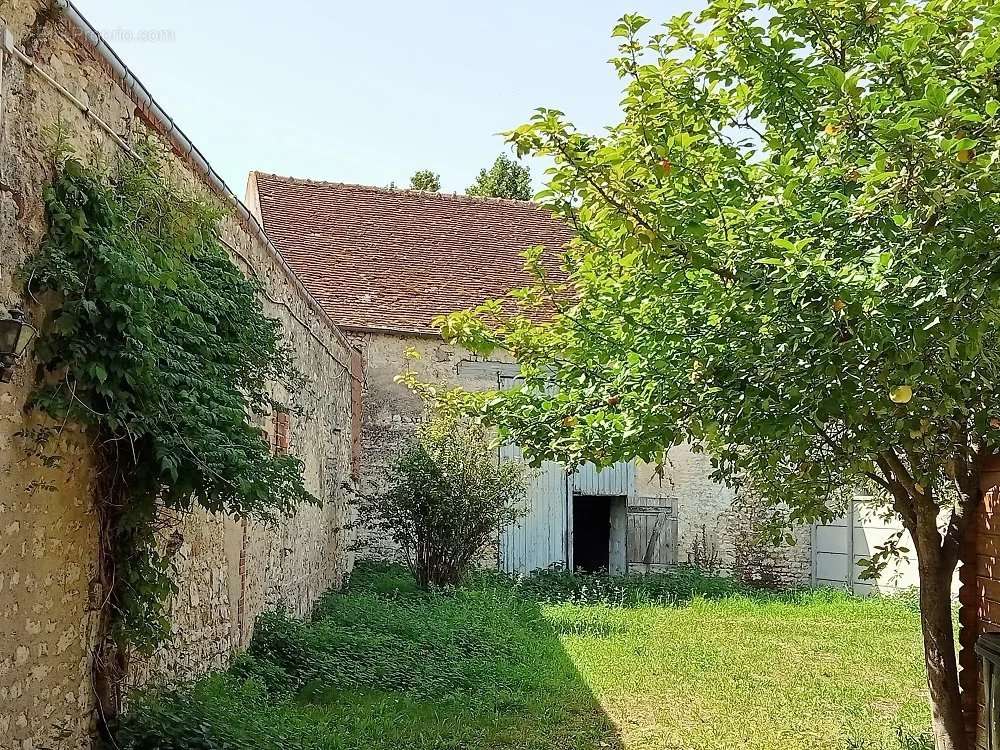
[626,498,677,573]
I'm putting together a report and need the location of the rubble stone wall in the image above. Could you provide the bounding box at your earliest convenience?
[0,5,357,748]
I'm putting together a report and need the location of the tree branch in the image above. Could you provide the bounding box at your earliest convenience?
[874,452,918,532]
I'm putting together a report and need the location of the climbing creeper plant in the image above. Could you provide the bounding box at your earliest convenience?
[25,145,314,724]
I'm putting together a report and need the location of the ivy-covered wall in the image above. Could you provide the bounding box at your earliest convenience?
[0,3,357,748]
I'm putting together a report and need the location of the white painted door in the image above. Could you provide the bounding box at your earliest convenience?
[813,497,918,594]
[498,442,569,574]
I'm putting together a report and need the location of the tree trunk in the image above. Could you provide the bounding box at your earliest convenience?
[875,448,981,750]
[91,465,128,739]
[92,625,127,738]
[918,553,969,750]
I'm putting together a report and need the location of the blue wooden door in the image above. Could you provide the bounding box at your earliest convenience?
[498,442,568,574]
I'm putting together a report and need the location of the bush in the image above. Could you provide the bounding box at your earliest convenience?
[114,563,928,750]
[355,415,527,588]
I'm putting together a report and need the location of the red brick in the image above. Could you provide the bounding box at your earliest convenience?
[274,410,291,455]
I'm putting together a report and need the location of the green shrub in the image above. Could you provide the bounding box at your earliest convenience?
[114,562,927,750]
[353,414,527,589]
[247,589,544,701]
[229,652,293,695]
[115,678,315,750]
[339,561,425,598]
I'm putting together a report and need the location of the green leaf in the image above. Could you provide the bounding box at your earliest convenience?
[823,65,846,90]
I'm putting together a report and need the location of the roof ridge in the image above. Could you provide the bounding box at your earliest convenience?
[251,171,542,208]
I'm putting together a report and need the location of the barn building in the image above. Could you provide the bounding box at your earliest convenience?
[247,171,920,590]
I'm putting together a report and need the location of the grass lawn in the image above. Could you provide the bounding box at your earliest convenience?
[119,563,931,750]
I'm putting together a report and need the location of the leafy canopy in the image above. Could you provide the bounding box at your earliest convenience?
[29,148,313,648]
[410,169,442,192]
[467,154,533,200]
[436,0,1000,537]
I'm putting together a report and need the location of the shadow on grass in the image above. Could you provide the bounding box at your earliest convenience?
[116,562,624,750]
[115,563,928,750]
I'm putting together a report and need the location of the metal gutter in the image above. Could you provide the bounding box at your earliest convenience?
[54,0,359,359]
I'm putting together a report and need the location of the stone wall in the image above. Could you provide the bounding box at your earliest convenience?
[0,4,356,748]
[718,495,813,588]
[634,445,734,571]
[348,329,515,563]
[634,446,811,586]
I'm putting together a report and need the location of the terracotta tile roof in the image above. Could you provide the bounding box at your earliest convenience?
[249,172,572,334]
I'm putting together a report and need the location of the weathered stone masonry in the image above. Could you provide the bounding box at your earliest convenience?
[347,330,517,562]
[246,172,814,582]
[0,4,358,749]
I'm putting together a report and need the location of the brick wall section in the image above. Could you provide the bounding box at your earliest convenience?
[274,409,291,455]
[0,5,357,748]
[960,456,1000,749]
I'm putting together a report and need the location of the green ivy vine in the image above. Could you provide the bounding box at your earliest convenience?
[25,143,315,721]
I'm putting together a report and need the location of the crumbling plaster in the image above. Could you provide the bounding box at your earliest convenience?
[350,329,811,583]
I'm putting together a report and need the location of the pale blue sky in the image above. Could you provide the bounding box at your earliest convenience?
[73,0,695,196]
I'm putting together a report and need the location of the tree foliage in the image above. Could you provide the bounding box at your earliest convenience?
[28,147,313,652]
[355,414,526,588]
[467,154,533,200]
[430,3,1000,747]
[410,169,442,192]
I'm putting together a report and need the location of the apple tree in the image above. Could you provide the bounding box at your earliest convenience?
[432,2,1000,747]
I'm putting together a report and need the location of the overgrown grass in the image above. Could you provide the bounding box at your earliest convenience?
[116,563,931,750]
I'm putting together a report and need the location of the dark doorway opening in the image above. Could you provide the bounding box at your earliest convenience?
[573,495,610,573]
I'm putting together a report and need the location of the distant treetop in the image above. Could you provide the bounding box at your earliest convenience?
[409,169,441,192]
[467,154,532,201]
